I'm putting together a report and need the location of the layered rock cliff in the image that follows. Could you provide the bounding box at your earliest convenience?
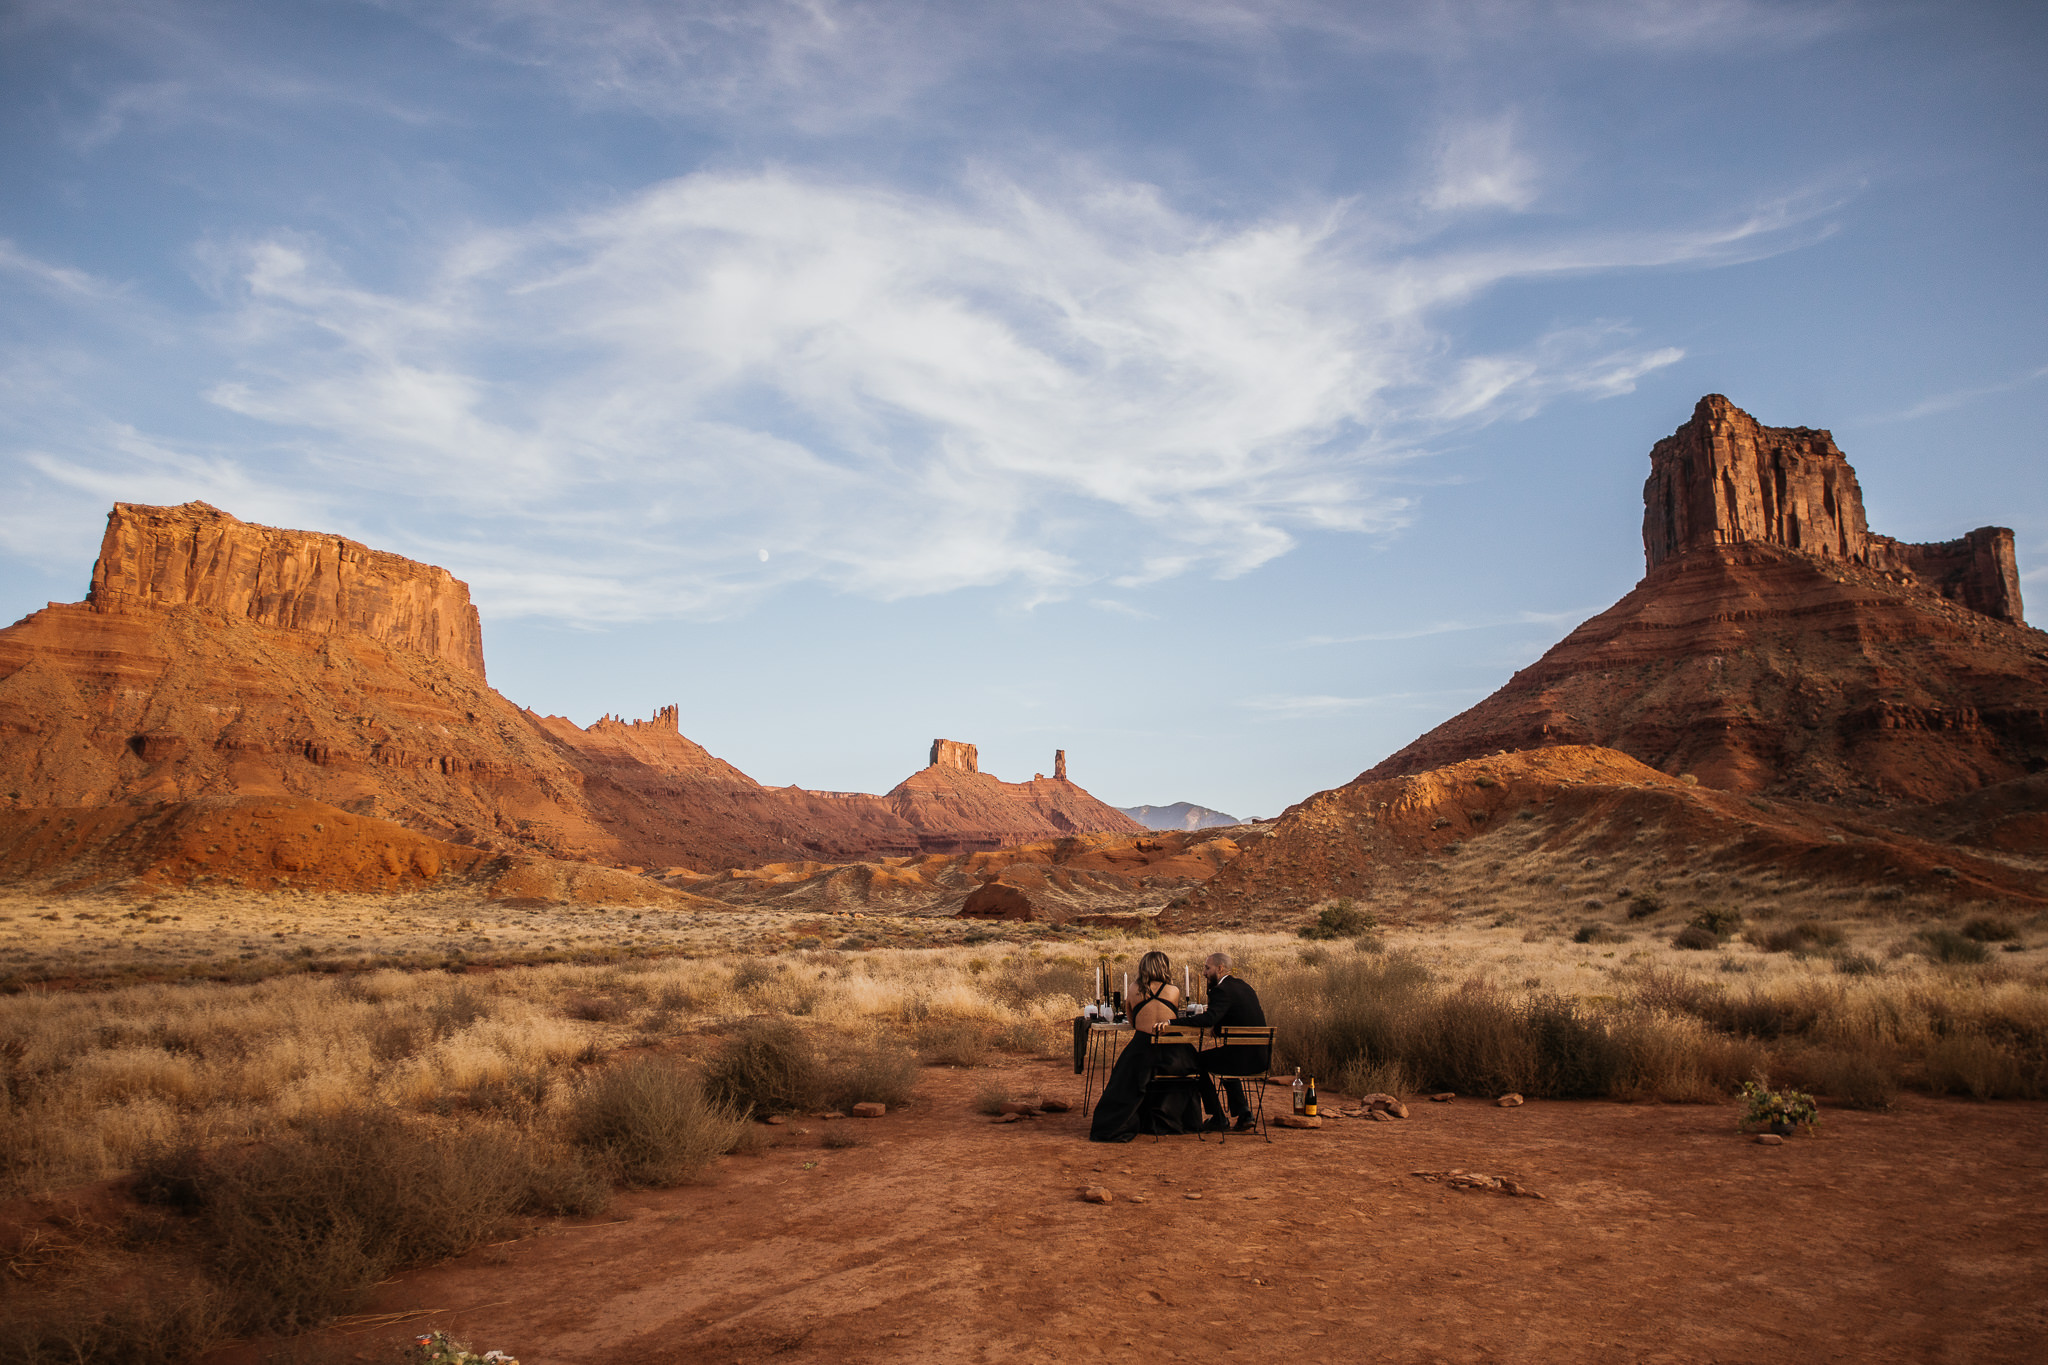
[89,501,488,677]
[1366,396,2048,804]
[1644,396,2022,623]
[0,504,1147,874]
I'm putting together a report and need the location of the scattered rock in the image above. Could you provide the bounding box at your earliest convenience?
[1039,1098,1073,1113]
[1183,1192,1203,1200]
[1411,1170,1544,1199]
[763,1114,788,1126]
[821,1111,847,1120]
[851,1102,887,1118]
[1126,1194,1148,1204]
[1754,1133,1785,1146]
[993,1113,1022,1124]
[998,1101,1041,1117]
[1367,1109,1395,1123]
[1272,1114,1322,1129]
[1497,1093,1524,1107]
[1081,1187,1113,1204]
[1430,1093,1456,1103]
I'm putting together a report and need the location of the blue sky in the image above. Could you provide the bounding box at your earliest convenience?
[2,1,2043,818]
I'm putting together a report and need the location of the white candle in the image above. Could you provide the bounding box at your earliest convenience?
[1096,963,1102,999]
[1185,965,1190,997]
[1123,972,1129,999]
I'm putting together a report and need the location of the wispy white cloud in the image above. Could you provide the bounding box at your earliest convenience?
[0,240,123,300]
[124,165,1759,618]
[1880,365,2048,422]
[1423,115,1539,214]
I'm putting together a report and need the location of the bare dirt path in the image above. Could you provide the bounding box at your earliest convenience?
[298,1064,2048,1365]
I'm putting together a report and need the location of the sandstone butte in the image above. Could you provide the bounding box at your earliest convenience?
[1366,395,2048,805]
[0,501,1142,891]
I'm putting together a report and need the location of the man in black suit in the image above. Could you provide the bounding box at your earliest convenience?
[1185,952,1267,1133]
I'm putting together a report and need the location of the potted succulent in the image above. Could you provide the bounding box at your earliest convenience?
[1738,1079,1819,1136]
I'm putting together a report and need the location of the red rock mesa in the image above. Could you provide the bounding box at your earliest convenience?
[0,502,1142,877]
[1366,396,2047,804]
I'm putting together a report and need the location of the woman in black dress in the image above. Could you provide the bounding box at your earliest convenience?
[1088,951,1203,1142]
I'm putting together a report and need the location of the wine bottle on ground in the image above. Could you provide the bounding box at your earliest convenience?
[1291,1068,1305,1116]
[1305,1076,1318,1118]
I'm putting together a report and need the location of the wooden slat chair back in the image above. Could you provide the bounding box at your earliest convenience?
[1203,1025,1278,1142]
[1144,1027,1217,1142]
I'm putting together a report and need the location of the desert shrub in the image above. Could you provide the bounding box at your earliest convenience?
[990,1019,1054,1054]
[1757,921,1846,954]
[1920,1034,2036,1099]
[0,1278,229,1365]
[1572,924,1624,945]
[1521,994,1625,1098]
[820,1127,862,1149]
[817,1041,917,1110]
[427,987,491,1036]
[562,994,627,1023]
[702,1018,819,1113]
[1689,908,1744,939]
[1408,986,1537,1096]
[1626,892,1663,920]
[915,1018,992,1067]
[568,1055,747,1187]
[194,1108,543,1331]
[1961,916,2020,943]
[730,959,778,993]
[1784,1047,1897,1111]
[972,1080,1011,1115]
[1299,899,1376,941]
[987,955,1091,1011]
[1919,928,1989,965]
[1671,925,1720,951]
[1333,1055,1414,1098]
[1834,952,1881,976]
[1624,966,1724,1017]
[1707,985,1829,1040]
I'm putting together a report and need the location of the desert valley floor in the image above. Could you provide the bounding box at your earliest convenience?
[208,1064,2047,1365]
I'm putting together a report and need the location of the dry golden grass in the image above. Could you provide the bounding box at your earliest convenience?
[3,898,2044,1198]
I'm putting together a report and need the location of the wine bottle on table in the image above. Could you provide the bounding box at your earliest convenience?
[1291,1068,1305,1116]
[1305,1076,1318,1117]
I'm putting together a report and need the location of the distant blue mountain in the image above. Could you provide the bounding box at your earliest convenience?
[1117,802,1241,832]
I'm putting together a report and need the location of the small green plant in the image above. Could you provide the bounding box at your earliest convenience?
[1672,924,1720,951]
[1626,892,1663,920]
[1690,908,1744,939]
[1299,899,1376,940]
[1738,1079,1818,1134]
[1758,921,1846,954]
[1572,924,1624,945]
[414,1330,519,1365]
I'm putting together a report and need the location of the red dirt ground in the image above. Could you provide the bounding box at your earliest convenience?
[266,1062,2048,1365]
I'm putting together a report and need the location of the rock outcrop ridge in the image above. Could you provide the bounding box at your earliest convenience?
[0,504,1148,879]
[88,501,488,677]
[1367,397,2048,803]
[1645,396,2022,623]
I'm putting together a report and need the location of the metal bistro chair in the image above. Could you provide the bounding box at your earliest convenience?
[1202,1025,1277,1143]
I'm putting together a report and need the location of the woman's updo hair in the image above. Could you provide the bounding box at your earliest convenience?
[1136,950,1172,986]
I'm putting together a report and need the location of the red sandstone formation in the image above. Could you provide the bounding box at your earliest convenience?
[1366,397,2048,804]
[1160,746,2046,930]
[90,501,488,676]
[1643,396,2022,622]
[0,503,1146,887]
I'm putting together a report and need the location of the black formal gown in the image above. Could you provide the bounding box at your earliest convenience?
[1087,986,1209,1142]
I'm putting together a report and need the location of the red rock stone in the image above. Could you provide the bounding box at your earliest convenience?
[851,1102,887,1118]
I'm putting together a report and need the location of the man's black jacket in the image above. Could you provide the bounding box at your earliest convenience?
[1189,974,1269,1076]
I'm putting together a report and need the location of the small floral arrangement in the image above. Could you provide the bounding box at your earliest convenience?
[414,1332,518,1365]
[1738,1080,1819,1134]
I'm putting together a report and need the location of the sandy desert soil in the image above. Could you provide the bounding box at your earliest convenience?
[261,1061,2048,1365]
